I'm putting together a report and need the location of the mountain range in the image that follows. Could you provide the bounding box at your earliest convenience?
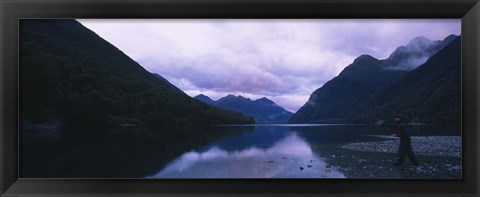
[20,19,254,127]
[347,36,461,124]
[194,94,293,124]
[381,34,458,70]
[289,35,460,124]
[20,19,459,127]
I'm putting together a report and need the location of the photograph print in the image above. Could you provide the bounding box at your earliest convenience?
[20,19,461,179]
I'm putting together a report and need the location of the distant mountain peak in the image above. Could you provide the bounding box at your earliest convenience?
[349,55,379,67]
[403,36,436,52]
[237,95,249,100]
[221,95,252,102]
[199,94,292,124]
[392,36,434,55]
[194,94,210,99]
[413,35,429,40]
[355,54,377,62]
[255,97,274,104]
[193,94,215,105]
[407,36,432,45]
[442,34,459,43]
[383,34,457,71]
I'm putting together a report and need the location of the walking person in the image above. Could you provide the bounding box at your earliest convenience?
[392,115,420,166]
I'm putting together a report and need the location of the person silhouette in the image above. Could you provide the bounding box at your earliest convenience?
[392,115,420,166]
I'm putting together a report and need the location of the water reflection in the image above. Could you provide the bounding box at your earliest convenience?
[148,132,345,178]
[22,124,458,178]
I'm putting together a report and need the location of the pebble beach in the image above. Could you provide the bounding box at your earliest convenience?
[340,135,461,157]
[305,135,463,179]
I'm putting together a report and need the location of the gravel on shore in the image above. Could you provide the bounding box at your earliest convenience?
[340,136,461,157]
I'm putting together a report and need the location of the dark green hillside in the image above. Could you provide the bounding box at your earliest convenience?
[288,35,457,124]
[20,19,253,126]
[348,37,461,124]
[288,55,407,123]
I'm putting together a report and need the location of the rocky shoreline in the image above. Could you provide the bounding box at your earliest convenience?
[304,135,462,179]
[340,135,461,157]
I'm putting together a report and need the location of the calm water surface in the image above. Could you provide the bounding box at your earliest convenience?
[21,124,459,178]
[146,124,458,178]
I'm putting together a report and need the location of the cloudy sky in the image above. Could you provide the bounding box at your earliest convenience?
[77,19,460,112]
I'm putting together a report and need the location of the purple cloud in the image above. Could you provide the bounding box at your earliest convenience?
[77,19,460,112]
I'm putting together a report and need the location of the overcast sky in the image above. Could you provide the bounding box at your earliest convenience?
[77,19,460,112]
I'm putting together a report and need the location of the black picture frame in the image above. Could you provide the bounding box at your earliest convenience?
[1,0,479,196]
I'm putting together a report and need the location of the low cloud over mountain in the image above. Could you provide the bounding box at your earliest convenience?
[78,19,460,112]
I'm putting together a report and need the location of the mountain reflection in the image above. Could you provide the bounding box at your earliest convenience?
[147,132,345,178]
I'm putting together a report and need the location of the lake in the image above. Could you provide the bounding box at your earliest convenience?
[21,124,461,178]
